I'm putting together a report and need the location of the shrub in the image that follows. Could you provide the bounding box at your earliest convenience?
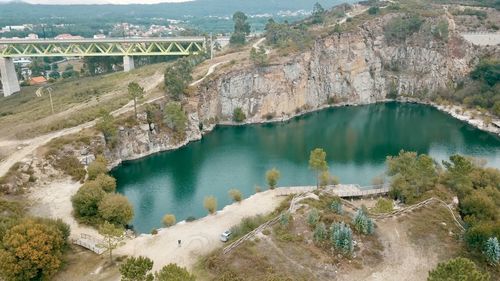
[427,257,489,281]
[368,6,380,15]
[163,102,188,135]
[265,168,281,189]
[98,193,134,226]
[54,155,86,182]
[96,111,118,147]
[155,263,196,281]
[94,174,116,193]
[279,212,291,227]
[250,46,268,66]
[204,196,217,214]
[87,157,108,180]
[330,198,343,215]
[151,229,158,235]
[230,215,267,238]
[228,189,243,202]
[307,208,320,227]
[71,181,106,220]
[484,237,500,265]
[232,107,246,122]
[384,15,424,43]
[162,214,176,227]
[353,209,374,235]
[374,198,393,213]
[186,216,196,222]
[330,222,353,255]
[119,256,154,281]
[313,222,327,242]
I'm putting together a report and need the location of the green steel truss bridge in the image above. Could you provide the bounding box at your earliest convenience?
[0,37,206,96]
[0,37,206,57]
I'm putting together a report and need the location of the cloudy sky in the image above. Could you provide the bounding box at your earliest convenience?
[0,0,193,4]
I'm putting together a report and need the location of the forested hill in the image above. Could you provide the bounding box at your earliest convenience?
[0,0,352,26]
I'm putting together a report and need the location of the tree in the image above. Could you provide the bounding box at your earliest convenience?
[230,11,250,45]
[119,256,154,281]
[470,60,499,87]
[164,58,193,100]
[49,71,60,79]
[331,222,353,256]
[94,174,117,193]
[128,82,144,119]
[250,46,267,66]
[96,111,118,147]
[72,181,106,220]
[228,189,243,202]
[87,157,108,180]
[309,148,328,188]
[313,222,327,242]
[330,197,343,214]
[484,237,500,265]
[384,15,424,43]
[204,196,217,214]
[98,193,134,226]
[154,263,196,281]
[353,209,374,235]
[163,102,188,135]
[265,168,281,189]
[232,107,246,122]
[312,2,326,24]
[0,219,67,281]
[307,208,320,227]
[98,221,124,263]
[162,214,176,227]
[427,257,490,281]
[368,6,380,15]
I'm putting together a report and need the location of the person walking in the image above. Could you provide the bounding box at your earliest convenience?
[178,240,181,247]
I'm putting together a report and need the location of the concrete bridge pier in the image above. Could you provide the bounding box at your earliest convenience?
[0,57,20,97]
[123,56,135,72]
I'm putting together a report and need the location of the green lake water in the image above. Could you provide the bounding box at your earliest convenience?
[112,102,500,233]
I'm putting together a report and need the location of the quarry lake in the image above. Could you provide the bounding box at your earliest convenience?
[112,102,500,233]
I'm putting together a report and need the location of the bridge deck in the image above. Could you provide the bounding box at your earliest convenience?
[276,184,389,197]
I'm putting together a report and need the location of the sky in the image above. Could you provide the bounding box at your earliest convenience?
[0,0,193,4]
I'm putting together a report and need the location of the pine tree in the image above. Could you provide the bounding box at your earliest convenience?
[484,237,500,265]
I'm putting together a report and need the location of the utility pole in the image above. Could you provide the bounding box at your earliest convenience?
[210,33,214,60]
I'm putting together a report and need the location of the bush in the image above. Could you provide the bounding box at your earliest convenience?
[0,218,68,281]
[230,215,267,239]
[94,174,116,193]
[204,196,217,214]
[427,257,489,281]
[330,222,353,255]
[54,155,86,182]
[484,237,500,265]
[155,263,196,281]
[330,198,343,215]
[228,189,243,202]
[164,58,193,100]
[307,208,320,227]
[98,193,134,226]
[353,209,374,235]
[265,168,281,189]
[374,198,393,213]
[87,157,108,180]
[313,222,327,242]
[96,111,118,147]
[162,214,176,227]
[232,107,246,122]
[163,102,188,135]
[384,15,424,43]
[279,212,291,227]
[119,256,154,281]
[368,6,380,15]
[71,181,106,220]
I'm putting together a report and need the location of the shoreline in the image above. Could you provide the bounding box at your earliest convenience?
[110,99,500,170]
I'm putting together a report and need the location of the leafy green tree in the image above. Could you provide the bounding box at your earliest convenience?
[94,174,117,193]
[312,2,326,24]
[250,46,267,66]
[119,256,154,281]
[98,193,134,226]
[162,214,176,227]
[230,11,251,45]
[87,157,108,180]
[309,148,328,188]
[232,107,246,122]
[470,60,499,87]
[442,155,474,196]
[265,168,281,189]
[164,58,193,100]
[154,263,196,281]
[386,150,438,203]
[163,102,188,135]
[228,189,243,202]
[0,219,67,281]
[427,257,490,281]
[368,6,380,15]
[307,208,320,227]
[331,222,353,255]
[353,209,374,235]
[98,221,124,262]
[484,237,500,265]
[128,82,144,119]
[49,71,60,79]
[96,111,118,147]
[72,181,106,220]
[313,222,327,242]
[204,196,217,214]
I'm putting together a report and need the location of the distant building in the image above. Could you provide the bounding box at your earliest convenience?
[29,76,47,85]
[93,34,106,39]
[55,34,84,40]
[27,33,38,40]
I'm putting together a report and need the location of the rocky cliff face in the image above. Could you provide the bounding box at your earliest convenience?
[97,14,483,166]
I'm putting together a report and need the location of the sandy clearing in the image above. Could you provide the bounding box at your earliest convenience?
[115,189,287,271]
